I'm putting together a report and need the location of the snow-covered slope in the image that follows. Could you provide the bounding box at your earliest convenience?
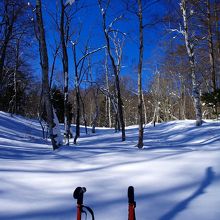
[0,111,220,220]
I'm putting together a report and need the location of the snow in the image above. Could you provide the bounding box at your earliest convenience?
[65,0,75,6]
[0,111,220,220]
[52,108,63,146]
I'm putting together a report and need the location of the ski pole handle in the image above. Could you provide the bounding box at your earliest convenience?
[73,187,86,220]
[128,186,136,220]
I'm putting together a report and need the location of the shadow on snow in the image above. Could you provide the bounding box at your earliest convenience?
[159,167,215,220]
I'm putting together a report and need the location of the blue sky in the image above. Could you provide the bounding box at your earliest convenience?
[32,0,170,90]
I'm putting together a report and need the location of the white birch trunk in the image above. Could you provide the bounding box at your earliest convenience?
[60,0,71,144]
[181,0,202,126]
[36,0,59,150]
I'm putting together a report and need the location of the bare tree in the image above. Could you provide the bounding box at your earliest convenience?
[36,0,62,150]
[72,40,105,144]
[104,49,112,127]
[49,41,60,90]
[214,0,220,86]
[124,0,164,146]
[91,88,99,133]
[136,0,144,148]
[206,0,217,92]
[98,0,126,141]
[8,37,21,114]
[180,0,202,126]
[0,0,16,81]
[0,0,29,92]
[60,0,72,145]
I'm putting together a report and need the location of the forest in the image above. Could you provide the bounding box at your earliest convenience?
[0,0,220,149]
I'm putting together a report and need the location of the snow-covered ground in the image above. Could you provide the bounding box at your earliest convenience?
[0,111,220,220]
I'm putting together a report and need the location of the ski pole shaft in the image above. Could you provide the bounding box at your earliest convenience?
[76,204,81,220]
[128,186,136,220]
[73,187,86,220]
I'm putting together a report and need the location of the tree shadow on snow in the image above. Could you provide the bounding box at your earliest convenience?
[159,167,215,220]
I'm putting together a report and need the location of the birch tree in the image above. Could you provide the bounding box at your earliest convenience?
[98,0,126,141]
[180,0,202,126]
[60,0,71,144]
[36,0,62,150]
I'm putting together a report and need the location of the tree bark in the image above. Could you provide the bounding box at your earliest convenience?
[206,0,218,117]
[137,0,144,148]
[180,81,186,120]
[74,86,80,144]
[105,50,112,127]
[98,1,126,141]
[142,91,147,124]
[9,38,20,115]
[73,44,80,144]
[181,0,202,126]
[92,89,99,133]
[60,0,71,144]
[207,0,216,92]
[0,1,16,86]
[214,0,220,54]
[36,0,60,150]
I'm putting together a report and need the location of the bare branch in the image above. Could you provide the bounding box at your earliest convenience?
[76,46,107,68]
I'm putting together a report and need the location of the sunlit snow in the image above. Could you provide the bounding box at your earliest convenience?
[0,111,220,220]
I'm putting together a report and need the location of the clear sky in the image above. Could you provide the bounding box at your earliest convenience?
[32,0,170,90]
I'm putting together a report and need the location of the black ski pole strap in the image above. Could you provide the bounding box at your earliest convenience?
[81,209,87,220]
[81,209,88,220]
[82,205,95,220]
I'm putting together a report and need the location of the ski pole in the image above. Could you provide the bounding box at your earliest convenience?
[73,187,86,220]
[128,186,136,220]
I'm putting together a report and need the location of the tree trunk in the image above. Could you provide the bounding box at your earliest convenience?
[142,91,147,124]
[181,0,202,126]
[215,0,220,54]
[0,2,15,86]
[214,0,220,88]
[152,103,160,125]
[74,86,80,144]
[207,0,216,92]
[73,44,80,144]
[99,5,125,141]
[92,89,99,133]
[80,94,88,134]
[105,50,112,127]
[137,0,144,148]
[180,82,186,120]
[9,38,20,115]
[60,0,71,144]
[36,0,61,150]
